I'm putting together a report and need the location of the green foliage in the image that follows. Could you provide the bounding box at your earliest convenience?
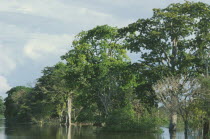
[105,105,135,130]
[119,1,210,106]
[4,86,33,122]
[188,106,204,130]
[30,62,70,123]
[75,107,96,123]
[3,2,209,135]
[192,76,210,126]
[62,25,136,119]
[0,97,5,116]
[104,105,161,132]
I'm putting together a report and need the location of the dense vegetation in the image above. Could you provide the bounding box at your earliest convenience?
[0,97,5,117]
[3,1,210,138]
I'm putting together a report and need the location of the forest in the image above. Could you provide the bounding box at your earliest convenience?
[3,1,210,139]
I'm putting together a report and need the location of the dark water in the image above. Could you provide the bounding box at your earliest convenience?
[0,119,202,139]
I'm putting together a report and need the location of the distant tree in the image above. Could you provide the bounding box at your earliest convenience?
[0,97,5,116]
[4,86,32,122]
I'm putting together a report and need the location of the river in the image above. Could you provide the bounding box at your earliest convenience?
[0,119,202,139]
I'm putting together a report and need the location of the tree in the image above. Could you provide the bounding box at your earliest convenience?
[196,77,210,138]
[4,86,33,122]
[0,97,5,116]
[153,75,200,138]
[62,25,137,123]
[120,1,210,132]
[33,62,71,125]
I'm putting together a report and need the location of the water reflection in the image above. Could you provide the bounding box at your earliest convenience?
[0,119,203,139]
[3,123,159,139]
[0,119,6,139]
[169,130,176,139]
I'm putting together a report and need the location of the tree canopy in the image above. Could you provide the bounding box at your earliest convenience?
[3,1,210,138]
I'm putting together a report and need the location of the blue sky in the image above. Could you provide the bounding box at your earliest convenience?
[0,0,209,97]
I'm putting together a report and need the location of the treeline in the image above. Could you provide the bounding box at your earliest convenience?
[0,97,5,117]
[4,1,210,137]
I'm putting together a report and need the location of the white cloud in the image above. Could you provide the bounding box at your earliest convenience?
[0,53,16,74]
[0,45,17,75]
[0,75,11,98]
[24,33,74,60]
[0,0,114,25]
[95,0,209,6]
[0,22,29,41]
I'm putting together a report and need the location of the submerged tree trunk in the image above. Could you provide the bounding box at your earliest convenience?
[65,115,68,126]
[170,130,176,139]
[169,111,177,133]
[169,112,177,139]
[68,125,71,139]
[59,116,62,126]
[203,118,209,139]
[184,120,188,139]
[67,96,72,126]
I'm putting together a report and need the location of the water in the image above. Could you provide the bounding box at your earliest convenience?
[0,119,202,139]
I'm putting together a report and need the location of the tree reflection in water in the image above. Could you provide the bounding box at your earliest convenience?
[0,119,203,139]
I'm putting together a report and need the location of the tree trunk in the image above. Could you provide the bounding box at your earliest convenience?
[169,112,177,139]
[65,115,68,126]
[170,130,176,139]
[203,118,209,139]
[59,116,62,125]
[68,96,72,126]
[68,125,71,139]
[59,109,64,124]
[169,111,177,133]
[171,37,178,72]
[184,120,188,139]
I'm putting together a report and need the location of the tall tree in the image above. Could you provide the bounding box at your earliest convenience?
[120,1,210,132]
[33,62,71,125]
[62,25,137,121]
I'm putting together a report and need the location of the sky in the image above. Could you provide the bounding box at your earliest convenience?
[0,0,209,98]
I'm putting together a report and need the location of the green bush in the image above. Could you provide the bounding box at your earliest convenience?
[104,105,162,132]
[105,105,135,130]
[76,108,95,123]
